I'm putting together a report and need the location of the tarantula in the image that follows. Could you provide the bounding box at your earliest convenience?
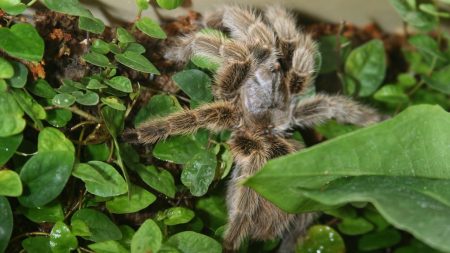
[125,5,382,252]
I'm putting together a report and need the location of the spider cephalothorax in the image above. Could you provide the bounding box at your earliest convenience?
[125,5,382,252]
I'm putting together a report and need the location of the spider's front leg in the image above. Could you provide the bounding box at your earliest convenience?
[292,94,383,128]
[123,101,240,144]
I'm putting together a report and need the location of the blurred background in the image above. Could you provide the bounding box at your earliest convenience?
[81,0,404,32]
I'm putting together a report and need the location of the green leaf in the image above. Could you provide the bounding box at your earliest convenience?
[0,197,12,253]
[84,143,110,161]
[318,35,350,74]
[19,152,74,207]
[0,23,44,61]
[42,0,92,17]
[419,3,450,18]
[19,128,74,207]
[172,69,213,103]
[135,165,176,198]
[86,78,107,89]
[408,35,446,66]
[38,127,75,153]
[0,170,22,197]
[49,221,78,253]
[159,207,195,225]
[125,43,146,54]
[0,57,14,79]
[0,0,27,15]
[101,97,126,111]
[131,219,162,253]
[165,231,221,253]
[106,184,156,214]
[118,225,135,249]
[0,91,26,137]
[75,90,99,106]
[78,16,105,34]
[73,161,127,197]
[344,39,386,96]
[46,108,72,127]
[105,76,133,93]
[397,73,416,89]
[315,120,360,139]
[101,106,125,137]
[181,150,217,196]
[422,65,450,94]
[88,240,129,253]
[28,79,57,99]
[389,0,438,31]
[22,202,64,223]
[22,237,52,253]
[153,135,204,164]
[373,84,409,104]
[91,39,110,54]
[337,217,374,235]
[116,27,135,43]
[11,89,46,127]
[52,93,76,107]
[245,105,450,252]
[0,134,22,166]
[196,195,227,230]
[136,17,167,39]
[71,219,91,237]
[7,61,28,88]
[296,225,345,253]
[358,227,401,251]
[71,208,122,242]
[82,52,113,68]
[156,0,183,9]
[134,94,182,126]
[115,51,160,74]
[135,0,149,10]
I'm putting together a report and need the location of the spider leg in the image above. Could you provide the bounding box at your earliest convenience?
[123,101,240,144]
[222,5,275,46]
[292,94,383,128]
[225,131,303,251]
[264,6,318,94]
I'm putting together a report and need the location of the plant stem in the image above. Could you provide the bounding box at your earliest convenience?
[45,106,100,123]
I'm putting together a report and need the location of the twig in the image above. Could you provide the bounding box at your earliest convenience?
[45,105,100,123]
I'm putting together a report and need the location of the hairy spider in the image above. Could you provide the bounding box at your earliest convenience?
[125,5,382,252]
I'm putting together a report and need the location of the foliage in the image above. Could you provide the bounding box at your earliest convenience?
[0,0,449,253]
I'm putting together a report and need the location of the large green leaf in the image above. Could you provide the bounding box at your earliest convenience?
[181,150,217,197]
[172,69,213,103]
[0,92,25,137]
[0,23,44,62]
[0,197,12,253]
[0,57,13,79]
[134,165,176,198]
[22,202,64,223]
[0,134,22,166]
[245,105,450,252]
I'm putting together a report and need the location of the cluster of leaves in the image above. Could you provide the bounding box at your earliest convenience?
[1,0,450,253]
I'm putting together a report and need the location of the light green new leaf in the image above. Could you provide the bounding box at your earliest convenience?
[105,76,133,93]
[373,84,409,104]
[0,170,22,196]
[116,27,135,43]
[136,17,167,39]
[72,161,127,197]
[131,219,162,253]
[344,39,386,97]
[0,23,44,62]
[0,57,14,79]
[49,221,78,253]
[158,207,195,225]
[156,0,183,9]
